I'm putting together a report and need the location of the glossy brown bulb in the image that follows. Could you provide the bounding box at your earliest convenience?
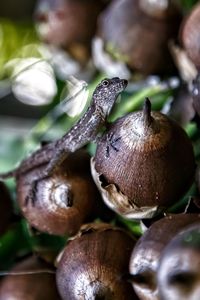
[129,214,200,300]
[97,0,181,75]
[35,0,108,62]
[0,256,61,300]
[0,182,12,235]
[17,150,100,236]
[181,3,200,68]
[92,99,195,219]
[56,223,138,300]
[157,223,200,300]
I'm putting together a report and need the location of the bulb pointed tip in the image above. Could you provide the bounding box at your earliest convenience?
[144,97,151,111]
[143,98,152,127]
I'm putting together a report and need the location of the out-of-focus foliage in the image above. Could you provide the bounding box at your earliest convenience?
[180,0,199,11]
[0,218,66,269]
[0,20,38,80]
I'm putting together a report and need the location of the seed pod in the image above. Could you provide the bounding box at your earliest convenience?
[157,223,200,300]
[92,99,195,219]
[96,0,181,75]
[0,256,60,300]
[129,214,200,300]
[56,223,138,300]
[17,150,100,236]
[181,3,200,68]
[0,182,12,236]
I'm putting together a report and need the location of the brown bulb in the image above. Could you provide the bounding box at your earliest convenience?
[56,223,138,300]
[0,256,61,300]
[17,150,100,236]
[157,223,200,300]
[92,99,196,219]
[129,214,200,300]
[181,3,200,68]
[35,0,109,63]
[0,182,12,235]
[97,0,181,75]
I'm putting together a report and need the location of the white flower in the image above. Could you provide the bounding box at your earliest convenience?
[11,57,57,105]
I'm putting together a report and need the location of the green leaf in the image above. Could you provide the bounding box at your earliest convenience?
[0,220,32,269]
